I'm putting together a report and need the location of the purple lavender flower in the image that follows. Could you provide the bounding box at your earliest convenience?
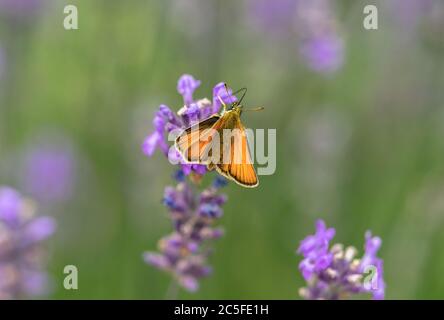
[21,140,76,204]
[297,219,385,300]
[246,0,298,36]
[359,231,385,300]
[143,172,227,292]
[142,74,237,176]
[390,0,435,31]
[295,0,345,74]
[142,75,233,294]
[212,82,237,114]
[247,0,345,74]
[0,0,44,18]
[299,34,344,74]
[298,220,335,281]
[0,186,56,299]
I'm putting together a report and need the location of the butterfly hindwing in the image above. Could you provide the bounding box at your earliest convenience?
[216,120,258,188]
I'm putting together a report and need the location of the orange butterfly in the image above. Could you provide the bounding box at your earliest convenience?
[175,85,263,188]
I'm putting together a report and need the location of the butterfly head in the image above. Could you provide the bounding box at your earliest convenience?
[229,104,243,115]
[222,84,264,116]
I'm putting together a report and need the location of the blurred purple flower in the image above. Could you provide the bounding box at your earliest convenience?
[247,0,298,36]
[21,142,76,204]
[359,231,385,299]
[247,0,345,74]
[142,74,237,176]
[0,186,56,299]
[390,0,434,30]
[297,219,385,300]
[297,220,335,280]
[143,172,227,292]
[0,0,44,17]
[295,0,345,74]
[299,35,344,74]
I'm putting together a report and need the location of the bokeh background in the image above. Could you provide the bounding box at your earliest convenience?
[0,0,443,299]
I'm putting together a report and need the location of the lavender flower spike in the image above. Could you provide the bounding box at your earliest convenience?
[143,172,227,292]
[297,220,335,281]
[0,186,56,299]
[22,140,76,204]
[360,231,385,299]
[295,0,345,74]
[142,75,233,294]
[297,219,385,300]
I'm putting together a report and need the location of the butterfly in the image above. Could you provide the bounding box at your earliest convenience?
[175,84,263,188]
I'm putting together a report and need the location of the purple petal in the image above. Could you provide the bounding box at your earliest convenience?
[314,253,333,271]
[199,203,222,218]
[186,241,199,253]
[298,219,335,257]
[168,148,183,165]
[360,231,385,299]
[179,275,199,292]
[191,164,207,175]
[206,227,224,239]
[22,270,49,296]
[181,103,200,125]
[177,74,201,105]
[299,258,315,281]
[0,187,22,224]
[364,231,382,255]
[23,216,56,243]
[212,82,237,113]
[142,132,162,157]
[181,164,193,175]
[158,104,182,128]
[153,114,166,131]
[143,252,170,270]
[196,98,213,120]
[298,235,317,255]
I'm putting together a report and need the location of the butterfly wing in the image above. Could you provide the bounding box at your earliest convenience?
[176,111,259,188]
[175,115,221,164]
[216,121,259,188]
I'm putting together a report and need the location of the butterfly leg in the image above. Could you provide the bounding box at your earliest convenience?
[217,95,227,112]
[207,162,216,171]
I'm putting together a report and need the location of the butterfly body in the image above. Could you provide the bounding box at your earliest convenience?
[175,91,260,188]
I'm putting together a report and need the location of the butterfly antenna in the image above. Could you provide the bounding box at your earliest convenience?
[243,106,264,112]
[236,88,248,105]
[223,83,234,106]
[224,84,248,106]
[230,87,248,106]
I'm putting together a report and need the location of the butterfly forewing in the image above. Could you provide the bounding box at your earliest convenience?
[175,115,221,164]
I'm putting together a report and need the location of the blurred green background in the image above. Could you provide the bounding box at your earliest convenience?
[0,0,443,299]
